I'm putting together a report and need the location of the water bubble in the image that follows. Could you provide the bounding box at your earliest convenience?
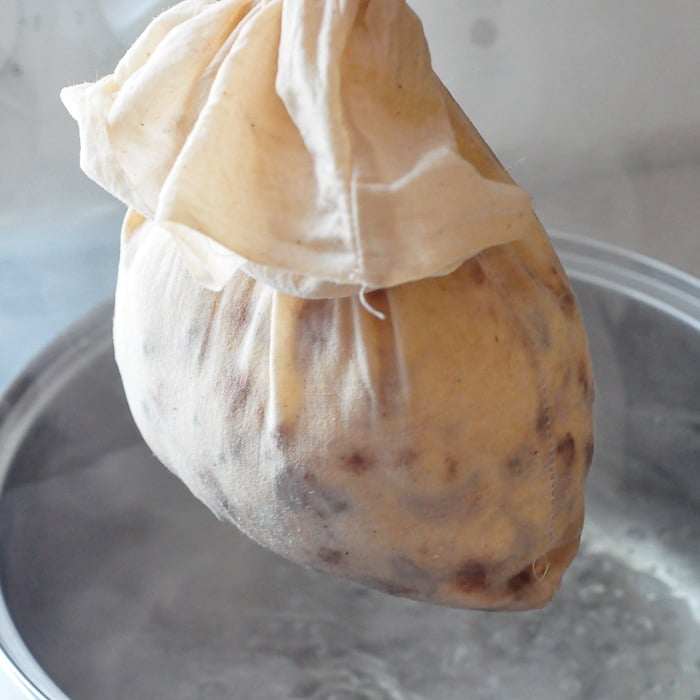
[558,676,582,695]
[301,652,415,700]
[577,581,607,605]
[625,616,660,645]
[573,623,588,638]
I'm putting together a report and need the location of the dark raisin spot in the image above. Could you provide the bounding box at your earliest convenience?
[318,548,344,566]
[341,452,373,475]
[455,562,488,592]
[445,457,459,481]
[274,466,349,518]
[559,291,576,317]
[536,406,550,434]
[556,434,576,469]
[543,266,568,299]
[508,568,533,593]
[584,438,595,471]
[578,360,594,401]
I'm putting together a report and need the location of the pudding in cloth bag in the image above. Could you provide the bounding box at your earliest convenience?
[62,0,594,610]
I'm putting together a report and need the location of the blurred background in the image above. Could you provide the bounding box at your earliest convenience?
[1,0,699,392]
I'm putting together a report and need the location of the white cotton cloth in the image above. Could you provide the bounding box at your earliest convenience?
[61,0,532,298]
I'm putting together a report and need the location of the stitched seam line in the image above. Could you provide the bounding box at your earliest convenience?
[479,252,557,555]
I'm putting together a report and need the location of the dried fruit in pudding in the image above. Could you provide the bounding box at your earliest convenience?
[62,0,594,610]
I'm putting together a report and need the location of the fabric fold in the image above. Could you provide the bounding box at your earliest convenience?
[62,0,533,298]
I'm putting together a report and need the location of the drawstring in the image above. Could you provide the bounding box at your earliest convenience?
[359,286,386,320]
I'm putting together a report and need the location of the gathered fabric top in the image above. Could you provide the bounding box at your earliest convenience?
[62,0,531,298]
